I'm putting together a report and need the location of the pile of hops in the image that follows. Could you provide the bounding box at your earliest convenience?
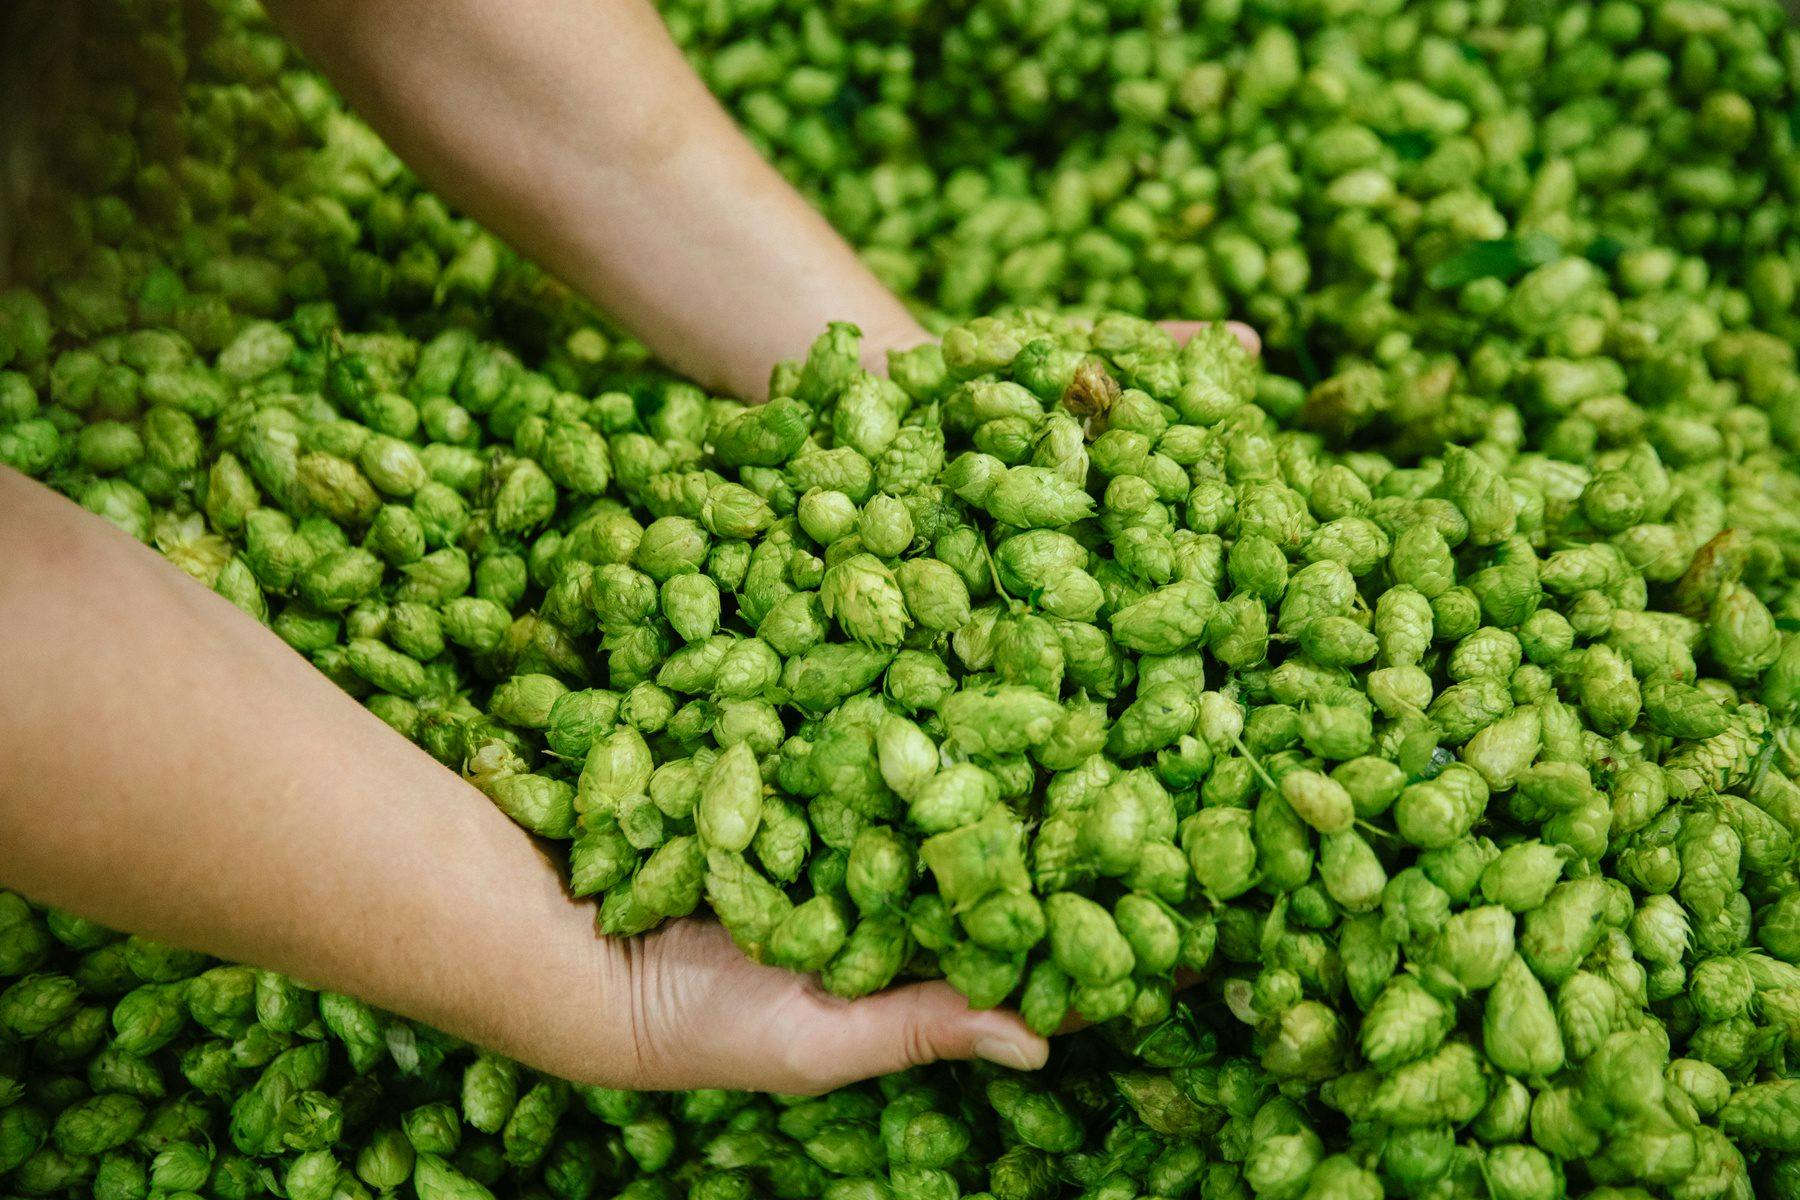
[6,0,1800,1198]
[669,0,1800,358]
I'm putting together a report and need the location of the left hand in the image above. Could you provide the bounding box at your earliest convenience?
[592,918,1048,1094]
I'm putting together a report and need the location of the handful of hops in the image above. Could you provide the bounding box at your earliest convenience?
[533,316,1275,1028]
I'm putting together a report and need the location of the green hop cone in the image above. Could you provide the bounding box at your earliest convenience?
[1044,893,1134,988]
[696,742,763,853]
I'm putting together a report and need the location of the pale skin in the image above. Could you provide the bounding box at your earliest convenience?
[0,0,1255,1094]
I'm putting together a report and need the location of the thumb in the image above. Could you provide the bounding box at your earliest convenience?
[782,980,1049,1094]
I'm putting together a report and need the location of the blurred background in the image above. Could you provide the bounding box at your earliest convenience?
[3,5,80,284]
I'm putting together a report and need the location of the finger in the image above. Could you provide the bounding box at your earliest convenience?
[623,922,1051,1094]
[780,979,1050,1093]
[1159,319,1261,357]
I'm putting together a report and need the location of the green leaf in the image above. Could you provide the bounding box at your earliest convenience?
[1425,233,1562,290]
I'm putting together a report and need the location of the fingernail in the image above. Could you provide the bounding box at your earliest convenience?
[974,1037,1040,1072]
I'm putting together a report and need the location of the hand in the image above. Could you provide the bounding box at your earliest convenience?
[593,919,1046,1094]
[1163,319,1262,357]
[587,314,1265,1095]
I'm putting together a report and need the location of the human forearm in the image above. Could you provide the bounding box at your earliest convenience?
[261,0,925,399]
[0,468,616,1081]
[0,469,1049,1093]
